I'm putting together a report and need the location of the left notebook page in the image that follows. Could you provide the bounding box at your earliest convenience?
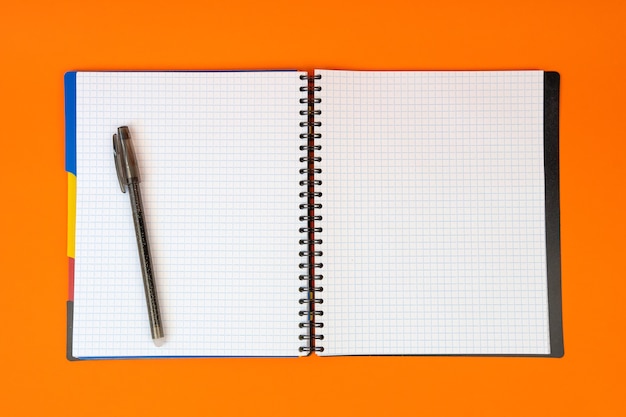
[66,71,307,358]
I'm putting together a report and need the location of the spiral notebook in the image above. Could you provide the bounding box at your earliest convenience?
[65,70,563,359]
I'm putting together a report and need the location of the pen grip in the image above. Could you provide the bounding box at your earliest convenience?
[128,183,164,340]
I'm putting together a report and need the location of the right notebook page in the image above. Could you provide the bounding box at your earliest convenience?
[317,70,552,355]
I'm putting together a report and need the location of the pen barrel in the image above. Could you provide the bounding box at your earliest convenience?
[128,182,164,340]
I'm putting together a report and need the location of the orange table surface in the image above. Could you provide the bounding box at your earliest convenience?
[1,0,625,416]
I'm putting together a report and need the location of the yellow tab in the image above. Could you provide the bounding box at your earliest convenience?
[67,173,76,258]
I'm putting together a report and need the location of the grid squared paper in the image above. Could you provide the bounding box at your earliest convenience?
[316,70,551,355]
[72,71,307,358]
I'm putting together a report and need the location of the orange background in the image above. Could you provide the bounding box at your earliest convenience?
[1,0,625,415]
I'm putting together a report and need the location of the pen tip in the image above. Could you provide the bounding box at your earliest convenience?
[153,337,165,347]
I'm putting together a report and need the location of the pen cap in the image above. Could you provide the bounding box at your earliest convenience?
[116,126,141,184]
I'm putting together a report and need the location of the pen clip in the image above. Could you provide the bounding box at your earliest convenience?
[113,133,127,193]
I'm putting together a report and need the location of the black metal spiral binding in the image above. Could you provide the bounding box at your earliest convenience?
[298,73,324,353]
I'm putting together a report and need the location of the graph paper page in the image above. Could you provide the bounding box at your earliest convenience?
[316,70,551,355]
[72,72,306,358]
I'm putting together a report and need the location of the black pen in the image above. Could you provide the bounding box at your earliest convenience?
[113,126,165,346]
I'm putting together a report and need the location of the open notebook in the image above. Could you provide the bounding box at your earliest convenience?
[65,70,562,359]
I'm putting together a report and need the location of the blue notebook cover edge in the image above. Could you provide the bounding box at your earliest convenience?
[64,71,77,176]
